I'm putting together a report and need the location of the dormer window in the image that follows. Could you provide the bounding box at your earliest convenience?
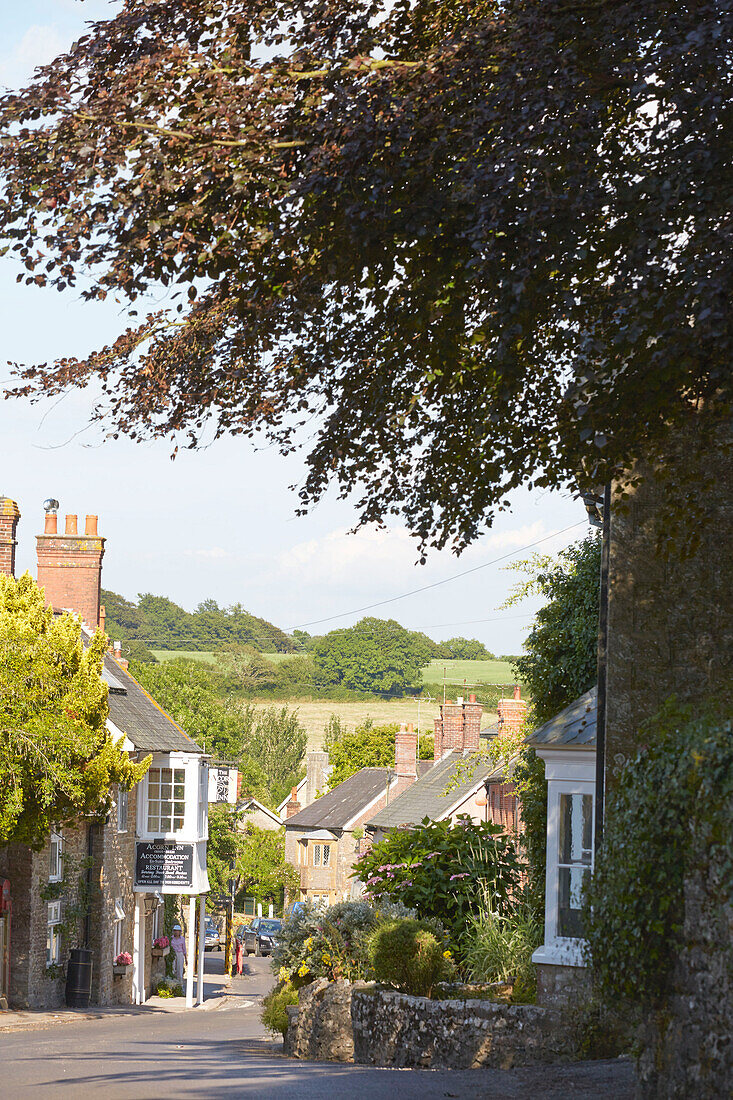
[146,767,186,834]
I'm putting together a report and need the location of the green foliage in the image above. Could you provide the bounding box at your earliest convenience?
[261,981,299,1036]
[246,706,307,805]
[274,899,380,984]
[0,573,149,848]
[355,816,523,946]
[101,590,294,653]
[441,638,495,660]
[130,657,246,757]
[322,713,347,750]
[207,807,298,908]
[511,747,548,922]
[325,720,434,788]
[313,618,432,695]
[156,977,183,997]
[503,535,601,726]
[216,643,281,693]
[369,919,453,998]
[585,702,733,1007]
[462,890,542,1003]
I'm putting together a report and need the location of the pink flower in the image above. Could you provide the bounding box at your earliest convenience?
[115,951,132,966]
[153,936,169,949]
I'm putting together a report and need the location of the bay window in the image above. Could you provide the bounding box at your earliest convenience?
[146,767,186,834]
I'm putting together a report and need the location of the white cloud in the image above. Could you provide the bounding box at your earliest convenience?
[0,25,67,89]
[274,521,550,590]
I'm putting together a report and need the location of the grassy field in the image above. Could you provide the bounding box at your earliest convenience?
[151,650,515,683]
[148,651,519,753]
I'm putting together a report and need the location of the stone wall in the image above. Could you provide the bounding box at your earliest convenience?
[285,980,575,1069]
[636,834,733,1098]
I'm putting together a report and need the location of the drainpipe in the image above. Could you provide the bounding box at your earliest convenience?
[595,483,611,848]
[84,823,96,949]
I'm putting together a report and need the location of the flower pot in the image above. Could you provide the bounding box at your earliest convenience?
[113,963,132,976]
[151,947,170,958]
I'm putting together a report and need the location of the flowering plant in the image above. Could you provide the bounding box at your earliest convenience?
[153,936,170,949]
[114,951,133,966]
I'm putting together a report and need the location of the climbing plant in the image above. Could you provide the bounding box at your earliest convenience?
[585,701,733,1005]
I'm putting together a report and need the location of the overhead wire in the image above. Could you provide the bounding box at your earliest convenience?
[292,519,587,629]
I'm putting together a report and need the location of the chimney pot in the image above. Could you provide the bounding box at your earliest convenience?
[513,684,521,700]
[469,693,477,704]
[85,514,98,536]
[65,514,78,535]
[406,723,414,733]
[44,513,58,535]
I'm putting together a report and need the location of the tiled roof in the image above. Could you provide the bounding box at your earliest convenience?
[525,687,597,748]
[104,653,202,754]
[367,752,496,830]
[285,768,393,830]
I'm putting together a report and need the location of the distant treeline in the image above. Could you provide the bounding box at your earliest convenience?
[102,590,295,655]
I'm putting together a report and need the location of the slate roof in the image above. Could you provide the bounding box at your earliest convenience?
[285,768,393,830]
[525,686,597,748]
[103,653,202,754]
[367,751,497,830]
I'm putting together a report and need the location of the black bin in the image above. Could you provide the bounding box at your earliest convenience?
[65,948,93,1008]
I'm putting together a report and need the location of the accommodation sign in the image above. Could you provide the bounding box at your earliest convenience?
[135,842,194,889]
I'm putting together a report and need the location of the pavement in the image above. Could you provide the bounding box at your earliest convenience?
[1,954,637,1098]
[0,950,237,1031]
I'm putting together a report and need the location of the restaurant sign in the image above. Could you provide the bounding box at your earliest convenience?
[135,842,194,889]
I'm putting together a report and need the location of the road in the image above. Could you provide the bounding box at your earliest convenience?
[1,953,635,1098]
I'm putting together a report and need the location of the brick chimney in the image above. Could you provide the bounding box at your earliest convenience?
[0,497,21,577]
[36,508,106,630]
[286,787,301,819]
[433,713,444,762]
[395,723,418,778]
[497,685,527,734]
[433,694,484,758]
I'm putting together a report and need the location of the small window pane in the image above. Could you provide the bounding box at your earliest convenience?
[322,845,331,867]
[558,866,590,938]
[558,794,593,866]
[313,844,321,867]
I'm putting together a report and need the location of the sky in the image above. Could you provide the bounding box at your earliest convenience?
[0,2,591,652]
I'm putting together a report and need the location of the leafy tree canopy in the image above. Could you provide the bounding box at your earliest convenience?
[207,806,298,905]
[246,706,308,806]
[441,638,495,661]
[0,573,148,848]
[101,589,294,653]
[326,721,434,789]
[503,534,601,725]
[313,618,432,695]
[2,2,730,551]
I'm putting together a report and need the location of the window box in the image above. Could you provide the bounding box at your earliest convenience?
[113,963,132,977]
[151,946,170,958]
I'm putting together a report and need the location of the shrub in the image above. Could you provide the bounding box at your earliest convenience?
[355,816,523,947]
[273,899,378,984]
[369,919,454,997]
[261,981,299,1036]
[462,894,542,1003]
[156,977,183,997]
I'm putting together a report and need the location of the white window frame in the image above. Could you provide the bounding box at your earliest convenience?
[536,772,595,967]
[117,786,128,833]
[49,830,63,883]
[146,765,186,835]
[113,898,125,959]
[47,901,62,967]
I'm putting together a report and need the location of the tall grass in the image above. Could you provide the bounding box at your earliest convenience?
[462,888,542,1002]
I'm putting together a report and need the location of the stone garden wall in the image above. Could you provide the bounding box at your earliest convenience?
[285,978,576,1069]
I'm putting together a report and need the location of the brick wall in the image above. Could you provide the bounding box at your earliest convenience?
[0,497,20,577]
[433,696,486,759]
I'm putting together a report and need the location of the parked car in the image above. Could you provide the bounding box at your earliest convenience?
[239,917,261,956]
[204,918,221,951]
[253,918,282,958]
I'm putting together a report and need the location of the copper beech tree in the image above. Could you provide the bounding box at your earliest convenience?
[1,0,731,551]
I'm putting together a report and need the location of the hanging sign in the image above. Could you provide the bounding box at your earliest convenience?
[208,766,238,804]
[134,842,194,889]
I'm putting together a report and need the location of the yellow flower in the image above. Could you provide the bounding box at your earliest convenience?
[304,936,313,949]
[321,952,331,964]
[278,967,290,982]
[297,963,309,978]
[443,950,452,959]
